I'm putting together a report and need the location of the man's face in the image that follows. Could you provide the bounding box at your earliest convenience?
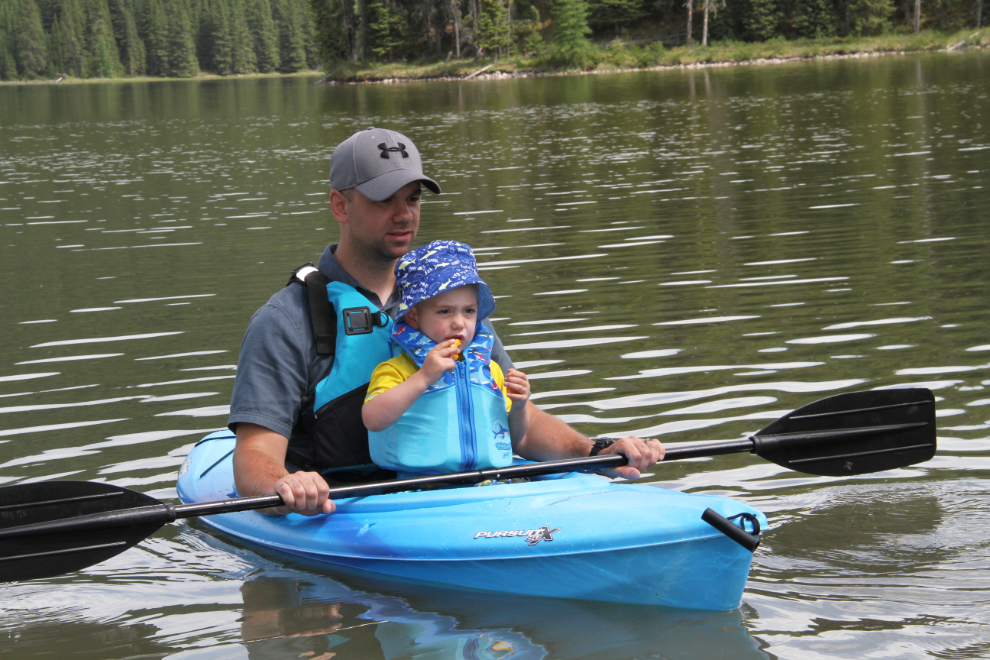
[336,182,422,262]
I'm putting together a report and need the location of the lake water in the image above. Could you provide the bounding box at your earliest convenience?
[1,51,989,658]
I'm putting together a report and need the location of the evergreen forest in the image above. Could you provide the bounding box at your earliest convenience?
[1,0,986,81]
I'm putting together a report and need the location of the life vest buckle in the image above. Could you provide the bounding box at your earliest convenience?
[342,307,387,335]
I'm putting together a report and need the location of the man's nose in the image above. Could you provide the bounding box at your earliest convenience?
[392,198,414,220]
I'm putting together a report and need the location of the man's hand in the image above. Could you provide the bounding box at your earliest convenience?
[233,423,336,516]
[273,471,335,516]
[598,436,664,480]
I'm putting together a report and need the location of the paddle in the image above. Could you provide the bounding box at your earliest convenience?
[0,387,936,582]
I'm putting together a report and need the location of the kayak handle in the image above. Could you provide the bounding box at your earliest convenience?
[702,508,761,552]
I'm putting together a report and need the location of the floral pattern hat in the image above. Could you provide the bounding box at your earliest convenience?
[394,240,496,324]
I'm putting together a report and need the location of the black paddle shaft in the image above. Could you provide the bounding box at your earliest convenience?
[0,387,937,583]
[0,452,632,540]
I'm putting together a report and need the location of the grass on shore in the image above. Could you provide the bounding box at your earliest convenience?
[327,28,988,83]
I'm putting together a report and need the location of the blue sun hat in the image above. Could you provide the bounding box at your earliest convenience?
[395,240,496,324]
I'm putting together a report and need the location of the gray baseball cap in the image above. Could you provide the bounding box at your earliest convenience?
[330,127,441,201]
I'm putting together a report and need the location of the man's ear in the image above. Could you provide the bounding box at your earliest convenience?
[330,189,350,226]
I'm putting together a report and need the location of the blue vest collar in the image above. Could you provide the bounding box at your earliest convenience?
[391,321,494,369]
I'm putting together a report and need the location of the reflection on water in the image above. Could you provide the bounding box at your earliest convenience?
[1,51,989,658]
[0,527,768,659]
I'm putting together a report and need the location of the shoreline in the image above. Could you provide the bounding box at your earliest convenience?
[324,29,987,84]
[1,31,985,87]
[327,46,987,86]
[0,71,322,86]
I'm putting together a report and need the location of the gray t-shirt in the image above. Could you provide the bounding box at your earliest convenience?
[228,244,514,463]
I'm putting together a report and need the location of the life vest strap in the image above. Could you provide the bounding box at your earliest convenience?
[289,263,336,357]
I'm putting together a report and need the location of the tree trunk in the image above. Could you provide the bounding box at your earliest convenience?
[451,0,461,57]
[702,0,709,45]
[427,9,435,57]
[914,0,920,33]
[355,0,366,61]
[340,0,355,60]
[469,0,478,53]
[505,0,512,58]
[977,0,982,27]
[686,0,693,45]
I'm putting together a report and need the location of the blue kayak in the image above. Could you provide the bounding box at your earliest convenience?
[177,431,768,610]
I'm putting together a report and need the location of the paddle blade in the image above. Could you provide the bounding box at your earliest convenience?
[0,481,163,582]
[752,388,936,476]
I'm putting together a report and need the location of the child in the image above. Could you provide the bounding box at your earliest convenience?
[362,240,530,475]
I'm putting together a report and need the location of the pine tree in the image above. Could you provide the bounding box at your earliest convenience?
[141,0,168,75]
[476,0,509,57]
[745,0,783,39]
[164,0,199,75]
[0,1,18,80]
[308,0,347,64]
[0,46,15,81]
[587,0,645,33]
[15,0,51,78]
[367,0,400,60]
[108,0,145,75]
[793,0,835,37]
[56,0,89,75]
[551,0,592,67]
[208,0,234,73]
[86,26,116,77]
[273,0,307,70]
[122,8,146,74]
[299,0,318,67]
[230,0,257,73]
[84,0,123,77]
[849,0,893,34]
[250,0,281,71]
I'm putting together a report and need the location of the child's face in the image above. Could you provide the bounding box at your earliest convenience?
[404,285,478,346]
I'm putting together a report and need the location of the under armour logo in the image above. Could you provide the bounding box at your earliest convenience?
[378,142,409,159]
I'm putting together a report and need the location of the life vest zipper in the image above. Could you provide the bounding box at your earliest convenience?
[455,360,477,471]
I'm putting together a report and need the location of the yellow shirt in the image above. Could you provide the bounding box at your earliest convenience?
[365,352,512,414]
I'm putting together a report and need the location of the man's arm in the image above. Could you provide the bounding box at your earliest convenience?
[488,322,663,479]
[233,422,335,516]
[514,401,665,480]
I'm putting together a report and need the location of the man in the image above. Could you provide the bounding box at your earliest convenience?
[230,127,664,515]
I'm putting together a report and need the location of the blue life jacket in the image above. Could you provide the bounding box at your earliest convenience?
[289,266,394,478]
[368,321,513,475]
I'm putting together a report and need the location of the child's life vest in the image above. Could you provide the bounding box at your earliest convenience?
[367,321,513,475]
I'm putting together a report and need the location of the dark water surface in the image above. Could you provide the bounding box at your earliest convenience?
[1,52,989,658]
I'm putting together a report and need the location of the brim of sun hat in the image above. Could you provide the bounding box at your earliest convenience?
[395,275,496,326]
[355,169,441,202]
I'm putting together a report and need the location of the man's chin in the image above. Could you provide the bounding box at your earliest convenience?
[384,237,414,255]
[375,243,412,261]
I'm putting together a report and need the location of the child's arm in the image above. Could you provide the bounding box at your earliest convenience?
[505,369,531,444]
[362,340,461,432]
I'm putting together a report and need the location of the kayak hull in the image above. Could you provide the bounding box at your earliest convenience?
[177,432,765,610]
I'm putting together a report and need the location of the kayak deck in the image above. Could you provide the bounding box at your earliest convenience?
[177,432,766,610]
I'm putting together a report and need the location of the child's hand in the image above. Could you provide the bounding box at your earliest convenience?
[420,339,460,385]
[505,369,530,402]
